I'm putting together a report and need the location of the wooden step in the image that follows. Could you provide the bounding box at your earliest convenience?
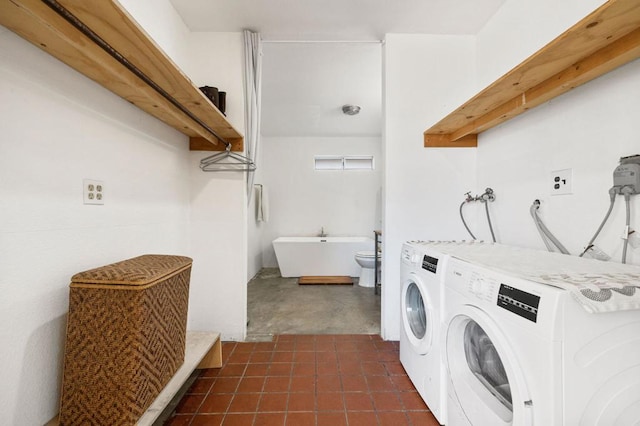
[298,276,354,285]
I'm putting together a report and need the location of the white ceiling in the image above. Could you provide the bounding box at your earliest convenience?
[170,0,506,137]
[170,0,506,40]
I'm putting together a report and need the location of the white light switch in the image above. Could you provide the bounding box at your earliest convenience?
[83,179,105,205]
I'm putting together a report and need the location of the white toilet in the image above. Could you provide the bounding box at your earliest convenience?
[354,251,380,288]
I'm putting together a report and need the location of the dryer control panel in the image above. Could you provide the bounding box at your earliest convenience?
[400,247,422,268]
[422,255,438,274]
[401,247,421,266]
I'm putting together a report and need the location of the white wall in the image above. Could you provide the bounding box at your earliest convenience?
[260,136,382,267]
[260,42,382,137]
[1,3,250,422]
[183,32,262,282]
[189,165,248,338]
[475,0,640,264]
[476,0,605,88]
[247,146,265,280]
[0,29,190,425]
[123,0,250,339]
[183,32,249,339]
[382,34,478,340]
[184,32,246,130]
[119,0,192,69]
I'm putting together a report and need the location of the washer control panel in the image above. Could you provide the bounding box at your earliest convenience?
[498,284,540,323]
[448,258,545,325]
[467,272,498,302]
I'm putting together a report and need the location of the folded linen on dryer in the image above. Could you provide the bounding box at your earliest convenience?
[416,241,640,314]
[525,269,640,314]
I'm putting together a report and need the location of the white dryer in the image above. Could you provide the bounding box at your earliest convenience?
[443,253,640,426]
[400,242,449,424]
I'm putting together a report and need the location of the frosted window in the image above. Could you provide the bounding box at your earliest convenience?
[314,155,374,171]
[314,157,343,170]
[344,156,374,170]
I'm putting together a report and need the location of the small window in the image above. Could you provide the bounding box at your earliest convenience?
[314,156,344,170]
[344,156,374,170]
[314,155,374,171]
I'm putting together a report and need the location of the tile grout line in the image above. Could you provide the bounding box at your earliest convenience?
[168,335,435,426]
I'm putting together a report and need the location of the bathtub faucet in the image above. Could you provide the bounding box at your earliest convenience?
[319,227,327,237]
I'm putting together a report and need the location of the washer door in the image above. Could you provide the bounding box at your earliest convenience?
[446,306,532,426]
[401,272,434,355]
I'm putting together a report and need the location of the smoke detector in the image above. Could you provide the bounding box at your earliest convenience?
[342,104,361,115]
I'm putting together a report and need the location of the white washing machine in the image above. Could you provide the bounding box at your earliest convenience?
[400,242,450,424]
[443,253,640,426]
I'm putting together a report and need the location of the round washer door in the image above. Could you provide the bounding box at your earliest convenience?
[401,272,435,355]
[446,306,532,426]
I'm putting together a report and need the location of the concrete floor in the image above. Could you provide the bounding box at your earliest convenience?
[246,268,381,341]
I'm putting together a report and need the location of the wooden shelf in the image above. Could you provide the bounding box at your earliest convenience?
[0,0,243,151]
[424,0,640,148]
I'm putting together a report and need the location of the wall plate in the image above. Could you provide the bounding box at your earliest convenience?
[551,169,572,195]
[83,179,104,205]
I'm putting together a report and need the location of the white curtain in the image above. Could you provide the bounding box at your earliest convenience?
[243,30,263,202]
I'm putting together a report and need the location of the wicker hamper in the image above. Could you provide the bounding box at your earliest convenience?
[59,254,193,425]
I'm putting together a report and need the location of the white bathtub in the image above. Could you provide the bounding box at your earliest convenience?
[272,236,374,277]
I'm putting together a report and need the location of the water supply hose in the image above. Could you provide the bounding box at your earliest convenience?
[481,188,497,243]
[530,200,555,252]
[622,189,632,264]
[484,201,497,243]
[529,200,569,254]
[580,187,618,257]
[459,201,477,240]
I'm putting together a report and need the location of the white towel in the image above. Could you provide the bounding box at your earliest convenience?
[256,184,269,222]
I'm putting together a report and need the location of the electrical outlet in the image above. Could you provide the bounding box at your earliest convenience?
[83,179,104,205]
[551,169,572,195]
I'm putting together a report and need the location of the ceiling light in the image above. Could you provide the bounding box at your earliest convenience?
[342,104,361,115]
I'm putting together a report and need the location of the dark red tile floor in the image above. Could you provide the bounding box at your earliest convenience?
[164,334,440,426]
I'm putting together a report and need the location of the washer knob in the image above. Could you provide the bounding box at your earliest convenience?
[470,277,484,295]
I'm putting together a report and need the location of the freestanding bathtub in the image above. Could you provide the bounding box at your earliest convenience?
[272,236,374,277]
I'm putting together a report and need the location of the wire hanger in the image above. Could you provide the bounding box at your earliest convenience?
[199,142,256,172]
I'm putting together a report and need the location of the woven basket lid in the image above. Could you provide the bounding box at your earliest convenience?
[71,254,192,287]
